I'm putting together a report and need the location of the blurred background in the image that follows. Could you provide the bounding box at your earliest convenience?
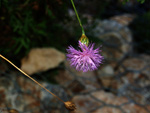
[0,0,150,113]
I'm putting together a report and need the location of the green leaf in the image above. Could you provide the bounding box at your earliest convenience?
[140,0,145,4]
[21,38,29,49]
[122,0,129,4]
[36,30,47,36]
[14,43,23,54]
[46,7,55,19]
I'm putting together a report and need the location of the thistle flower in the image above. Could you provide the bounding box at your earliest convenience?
[67,35,104,72]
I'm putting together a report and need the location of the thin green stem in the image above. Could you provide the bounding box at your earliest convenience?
[71,0,85,35]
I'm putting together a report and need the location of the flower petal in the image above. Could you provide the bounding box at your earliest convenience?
[66,41,104,72]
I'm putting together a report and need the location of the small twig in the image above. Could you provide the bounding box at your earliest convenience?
[0,54,76,111]
[0,54,64,102]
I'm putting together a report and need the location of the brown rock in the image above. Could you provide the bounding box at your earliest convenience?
[72,95,101,113]
[146,105,150,111]
[0,71,68,113]
[91,91,128,106]
[97,65,116,88]
[122,58,146,71]
[0,89,6,107]
[116,55,150,105]
[122,104,150,113]
[55,70,74,86]
[63,61,101,94]
[92,19,132,62]
[16,76,41,98]
[67,80,85,94]
[21,48,65,75]
[100,76,114,88]
[81,77,101,93]
[118,55,150,87]
[93,107,122,113]
[0,60,8,73]
[64,61,96,78]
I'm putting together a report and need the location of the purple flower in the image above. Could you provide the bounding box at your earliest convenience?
[66,41,104,72]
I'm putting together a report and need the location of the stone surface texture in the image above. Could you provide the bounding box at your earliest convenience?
[91,19,132,62]
[0,18,150,113]
[0,72,69,113]
[21,48,65,75]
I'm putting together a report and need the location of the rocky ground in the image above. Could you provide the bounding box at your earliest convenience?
[0,16,150,113]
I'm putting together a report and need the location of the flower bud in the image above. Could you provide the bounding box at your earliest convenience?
[64,101,76,111]
[79,34,89,46]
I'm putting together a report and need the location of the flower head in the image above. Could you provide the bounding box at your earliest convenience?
[66,40,104,72]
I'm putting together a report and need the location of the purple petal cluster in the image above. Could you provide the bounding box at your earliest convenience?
[66,41,104,72]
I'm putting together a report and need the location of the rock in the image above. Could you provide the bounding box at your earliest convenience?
[93,107,123,113]
[91,91,128,106]
[116,54,150,104]
[55,61,101,95]
[72,95,101,113]
[55,68,101,95]
[110,14,136,26]
[122,57,146,71]
[99,76,117,88]
[118,54,150,85]
[0,72,68,113]
[122,104,150,113]
[98,65,114,77]
[102,65,114,75]
[96,65,118,89]
[91,19,132,62]
[72,90,150,113]
[55,69,74,86]
[94,104,150,113]
[0,60,8,73]
[66,80,86,95]
[21,48,65,75]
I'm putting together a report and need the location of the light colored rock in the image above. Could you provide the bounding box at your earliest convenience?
[110,14,136,26]
[102,65,114,75]
[21,48,65,75]
[101,65,114,76]
[97,65,117,88]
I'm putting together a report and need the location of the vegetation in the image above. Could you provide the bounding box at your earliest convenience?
[0,0,71,59]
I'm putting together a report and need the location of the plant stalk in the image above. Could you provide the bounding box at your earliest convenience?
[71,0,85,35]
[0,54,64,103]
